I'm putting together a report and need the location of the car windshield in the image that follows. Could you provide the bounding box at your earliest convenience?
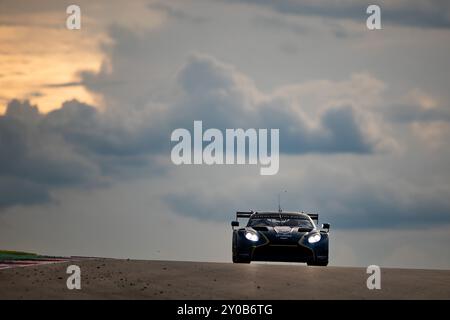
[247,217,314,229]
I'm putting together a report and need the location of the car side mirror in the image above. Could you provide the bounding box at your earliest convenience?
[321,223,330,232]
[231,221,239,227]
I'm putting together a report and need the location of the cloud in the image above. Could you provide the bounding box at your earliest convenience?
[0,99,165,209]
[0,46,393,210]
[173,54,387,154]
[231,0,450,29]
[0,177,51,208]
[3,23,447,231]
[385,89,450,121]
[44,81,84,88]
[79,23,390,154]
[148,2,207,24]
[252,14,310,35]
[388,104,450,123]
[1,100,98,185]
[0,53,389,210]
[382,89,450,146]
[252,12,365,40]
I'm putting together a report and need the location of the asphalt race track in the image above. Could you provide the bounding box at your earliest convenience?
[0,259,449,299]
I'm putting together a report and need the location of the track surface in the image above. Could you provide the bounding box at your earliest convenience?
[1,259,449,299]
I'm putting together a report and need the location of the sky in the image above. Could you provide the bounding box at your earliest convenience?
[1,0,450,269]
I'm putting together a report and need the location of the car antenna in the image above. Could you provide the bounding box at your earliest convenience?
[278,190,287,217]
[278,194,281,213]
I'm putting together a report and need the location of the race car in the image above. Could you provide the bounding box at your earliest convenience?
[231,211,330,266]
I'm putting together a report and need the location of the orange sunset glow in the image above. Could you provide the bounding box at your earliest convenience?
[0,24,103,113]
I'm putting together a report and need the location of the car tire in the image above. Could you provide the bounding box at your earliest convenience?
[233,256,251,264]
[232,233,250,263]
[307,261,328,266]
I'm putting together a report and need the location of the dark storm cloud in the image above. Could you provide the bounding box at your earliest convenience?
[264,105,373,154]
[79,24,384,154]
[172,54,379,154]
[42,100,166,157]
[0,99,165,208]
[0,22,388,210]
[0,100,96,185]
[0,178,51,209]
[0,52,383,209]
[232,0,450,29]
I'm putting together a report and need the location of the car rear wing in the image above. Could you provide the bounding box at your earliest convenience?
[236,211,254,220]
[307,213,319,223]
[234,210,319,222]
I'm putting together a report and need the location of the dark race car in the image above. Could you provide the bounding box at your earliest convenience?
[231,211,330,266]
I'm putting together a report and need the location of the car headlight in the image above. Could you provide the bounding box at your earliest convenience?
[245,230,259,242]
[307,233,321,244]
